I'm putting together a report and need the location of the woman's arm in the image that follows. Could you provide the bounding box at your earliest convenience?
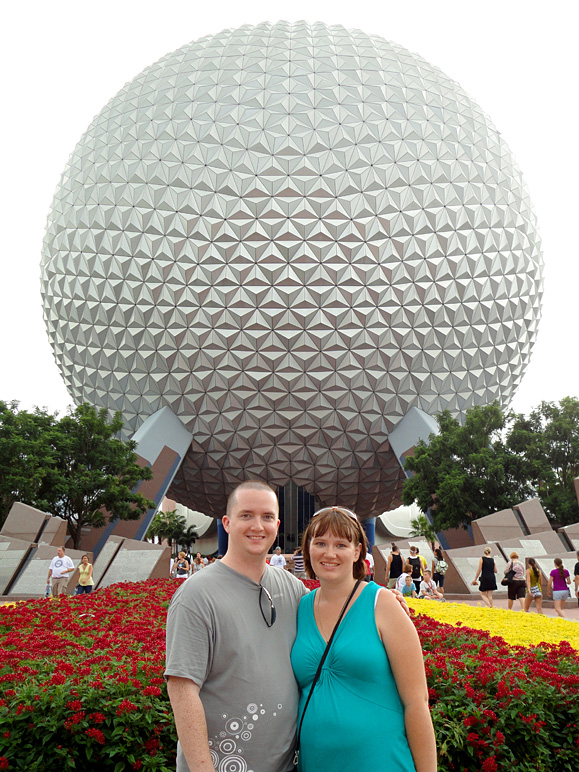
[526,568,531,593]
[547,574,553,594]
[493,560,497,574]
[472,557,483,585]
[88,564,93,580]
[376,590,437,772]
[566,572,571,586]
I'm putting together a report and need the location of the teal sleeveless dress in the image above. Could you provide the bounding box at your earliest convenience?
[290,582,416,772]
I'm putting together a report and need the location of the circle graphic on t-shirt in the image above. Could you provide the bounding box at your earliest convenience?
[219,739,236,755]
[246,703,257,713]
[219,756,247,772]
[225,718,242,734]
[240,731,251,741]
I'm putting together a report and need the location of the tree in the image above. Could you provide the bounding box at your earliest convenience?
[0,401,57,524]
[408,514,437,552]
[508,397,579,524]
[401,403,536,532]
[147,509,187,554]
[179,525,200,553]
[0,401,154,547]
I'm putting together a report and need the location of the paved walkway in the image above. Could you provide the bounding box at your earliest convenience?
[445,593,579,620]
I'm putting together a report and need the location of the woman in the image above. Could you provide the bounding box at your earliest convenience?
[76,554,94,595]
[191,554,204,574]
[524,558,543,614]
[432,547,448,596]
[504,551,526,610]
[171,551,190,579]
[472,547,497,607]
[386,543,404,589]
[291,507,437,772]
[548,557,571,618]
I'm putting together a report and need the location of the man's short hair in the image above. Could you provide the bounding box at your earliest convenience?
[226,481,278,516]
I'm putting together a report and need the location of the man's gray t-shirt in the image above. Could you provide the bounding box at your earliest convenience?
[165,561,308,772]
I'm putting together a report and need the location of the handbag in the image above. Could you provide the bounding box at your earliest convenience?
[293,579,361,769]
[501,567,515,586]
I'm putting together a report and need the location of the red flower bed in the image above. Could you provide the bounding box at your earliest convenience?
[1,580,578,771]
[0,580,177,771]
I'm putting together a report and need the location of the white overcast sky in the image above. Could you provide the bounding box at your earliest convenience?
[1,0,577,419]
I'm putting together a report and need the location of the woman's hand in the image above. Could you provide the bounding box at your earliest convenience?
[389,587,410,617]
[471,580,478,585]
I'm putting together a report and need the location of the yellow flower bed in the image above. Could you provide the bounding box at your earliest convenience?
[406,598,579,651]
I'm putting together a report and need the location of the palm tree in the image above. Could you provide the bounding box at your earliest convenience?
[179,525,200,554]
[147,509,187,553]
[408,514,438,553]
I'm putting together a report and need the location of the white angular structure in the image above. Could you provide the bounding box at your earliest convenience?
[40,21,543,518]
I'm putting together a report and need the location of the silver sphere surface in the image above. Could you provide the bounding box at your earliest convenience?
[41,21,543,517]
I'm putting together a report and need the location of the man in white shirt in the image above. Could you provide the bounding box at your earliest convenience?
[47,546,75,596]
[269,546,286,569]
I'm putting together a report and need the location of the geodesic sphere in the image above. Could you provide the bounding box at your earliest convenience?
[40,21,543,518]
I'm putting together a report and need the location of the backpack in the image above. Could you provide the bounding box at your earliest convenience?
[408,556,421,579]
[436,559,448,575]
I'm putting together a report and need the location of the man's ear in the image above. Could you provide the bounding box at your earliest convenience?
[222,515,231,534]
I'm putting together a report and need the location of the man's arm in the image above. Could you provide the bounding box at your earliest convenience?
[167,676,215,771]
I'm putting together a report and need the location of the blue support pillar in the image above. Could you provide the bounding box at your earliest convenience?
[217,519,229,556]
[362,517,375,547]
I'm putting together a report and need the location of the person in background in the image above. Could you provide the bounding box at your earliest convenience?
[291,506,437,772]
[364,549,374,582]
[269,546,287,569]
[408,546,424,594]
[47,546,75,597]
[402,574,417,599]
[419,570,445,601]
[386,543,404,589]
[574,550,579,608]
[191,554,205,573]
[76,554,94,594]
[172,551,190,580]
[293,547,306,579]
[504,551,526,611]
[524,557,543,614]
[548,557,571,618]
[431,547,448,596]
[472,547,497,607]
[396,563,414,593]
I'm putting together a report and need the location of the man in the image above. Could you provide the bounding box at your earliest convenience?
[46,546,75,596]
[269,545,286,569]
[408,545,426,594]
[574,550,579,608]
[165,481,307,772]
